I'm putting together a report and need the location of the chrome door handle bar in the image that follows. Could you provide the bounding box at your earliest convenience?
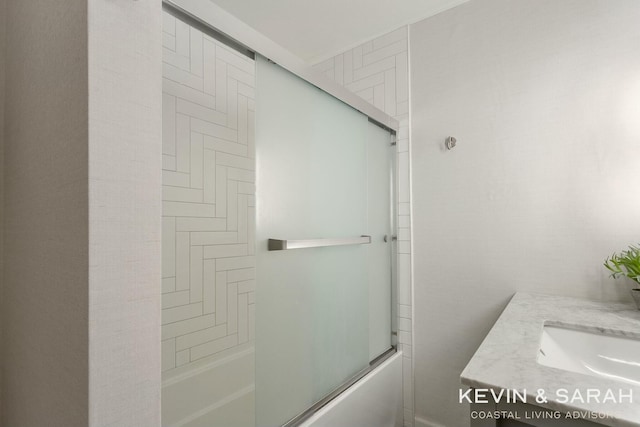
[268,235,371,251]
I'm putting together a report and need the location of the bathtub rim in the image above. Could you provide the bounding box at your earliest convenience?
[283,347,400,427]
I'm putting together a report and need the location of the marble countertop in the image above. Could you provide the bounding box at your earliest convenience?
[461,293,640,427]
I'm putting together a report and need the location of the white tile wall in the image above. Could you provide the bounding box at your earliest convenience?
[163,11,412,425]
[162,11,255,375]
[314,27,414,427]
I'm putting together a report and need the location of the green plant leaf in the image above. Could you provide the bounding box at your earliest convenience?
[604,244,640,284]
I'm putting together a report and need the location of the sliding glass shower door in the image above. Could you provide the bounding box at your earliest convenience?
[255,56,394,427]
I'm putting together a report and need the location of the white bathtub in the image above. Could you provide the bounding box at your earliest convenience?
[300,351,403,427]
[162,348,402,427]
[162,347,255,427]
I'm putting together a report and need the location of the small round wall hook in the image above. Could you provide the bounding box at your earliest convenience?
[445,136,457,150]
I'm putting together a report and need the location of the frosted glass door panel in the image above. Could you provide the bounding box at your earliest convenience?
[367,123,393,360]
[255,56,370,426]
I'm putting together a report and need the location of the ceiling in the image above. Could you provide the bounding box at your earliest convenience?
[209,0,470,63]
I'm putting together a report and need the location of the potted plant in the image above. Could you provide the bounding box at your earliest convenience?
[604,244,640,309]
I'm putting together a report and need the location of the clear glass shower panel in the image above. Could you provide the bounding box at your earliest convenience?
[255,55,393,427]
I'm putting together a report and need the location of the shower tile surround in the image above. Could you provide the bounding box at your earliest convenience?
[314,27,414,426]
[161,9,408,425]
[161,12,256,374]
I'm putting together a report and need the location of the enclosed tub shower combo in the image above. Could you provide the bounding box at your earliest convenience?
[160,2,403,426]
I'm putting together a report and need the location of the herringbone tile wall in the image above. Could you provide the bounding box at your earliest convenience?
[161,11,256,375]
[160,11,412,424]
[314,27,414,427]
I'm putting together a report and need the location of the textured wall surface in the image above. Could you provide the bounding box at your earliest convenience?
[2,1,162,426]
[161,10,256,376]
[2,1,89,425]
[87,0,162,425]
[314,28,413,426]
[410,1,640,426]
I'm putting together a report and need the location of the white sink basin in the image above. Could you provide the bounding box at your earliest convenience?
[537,324,640,386]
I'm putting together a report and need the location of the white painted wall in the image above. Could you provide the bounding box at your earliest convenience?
[2,0,162,425]
[410,1,640,426]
